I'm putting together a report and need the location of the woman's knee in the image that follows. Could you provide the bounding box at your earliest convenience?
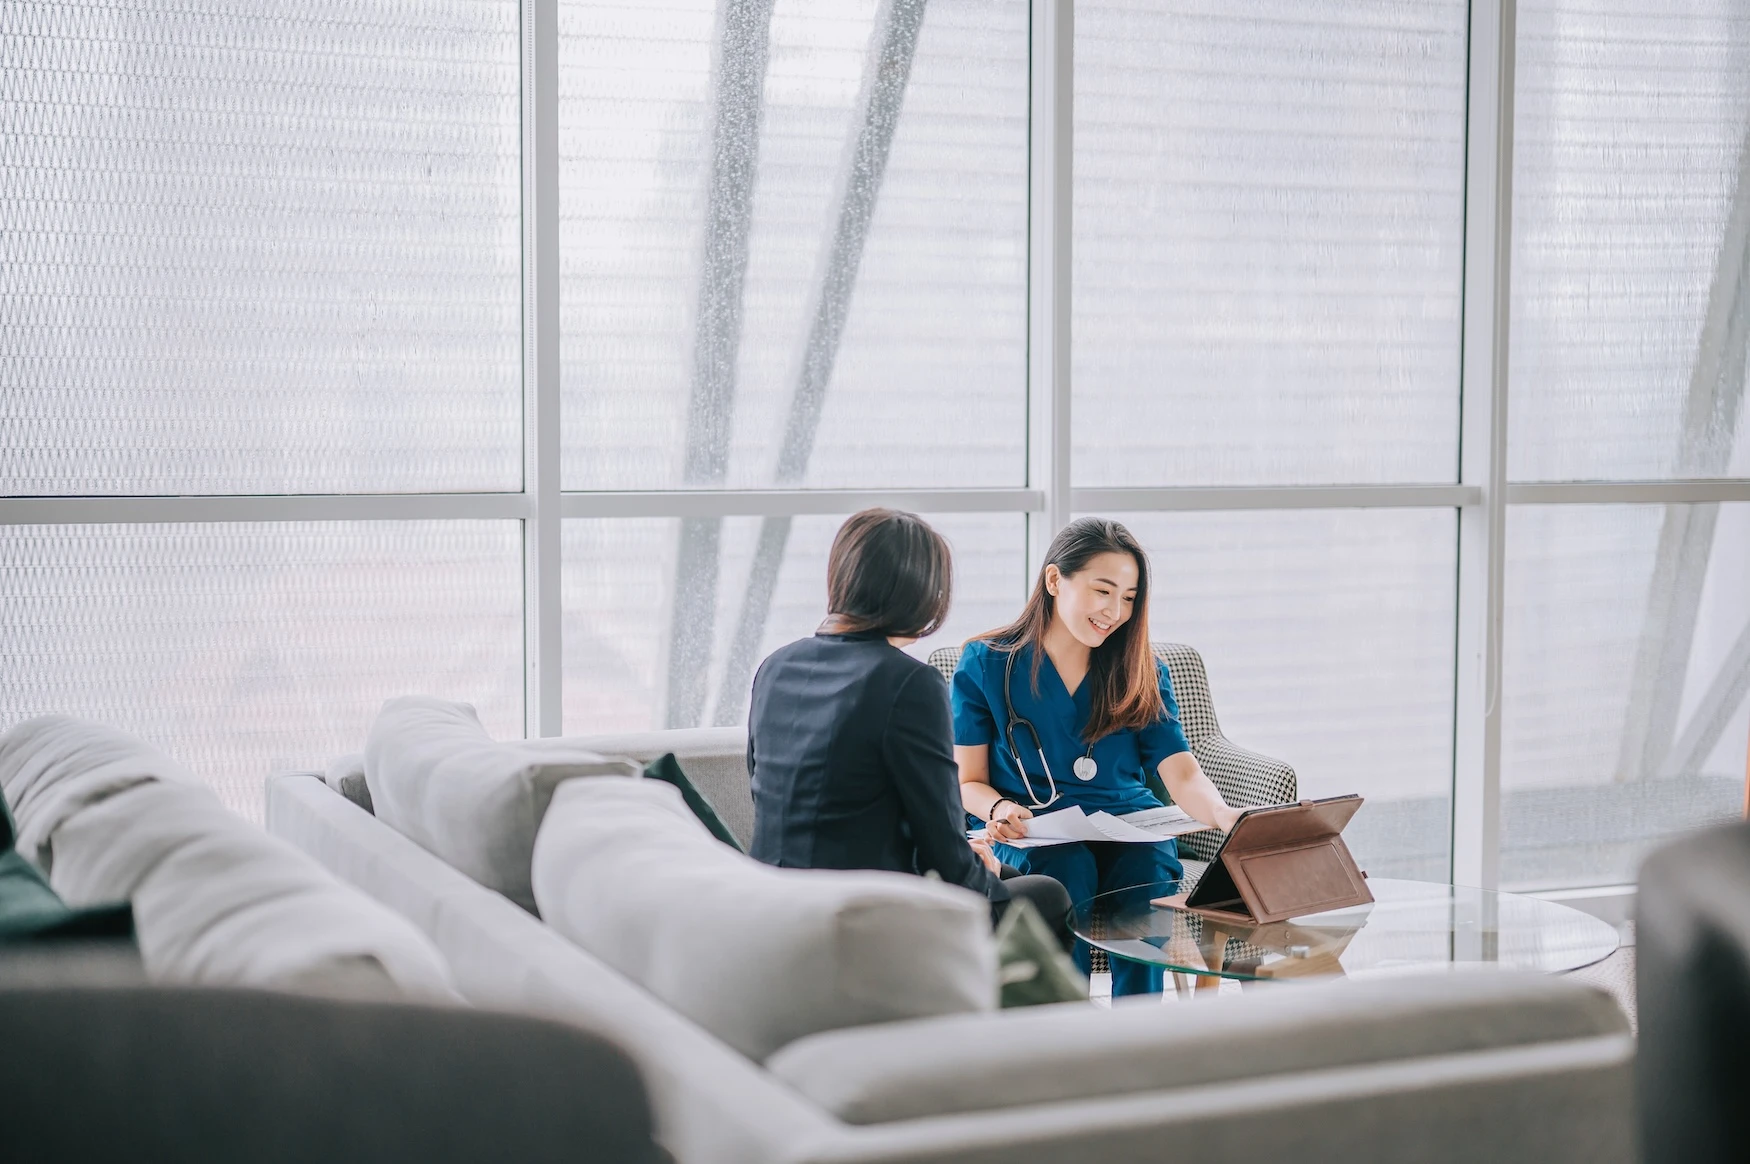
[1009,873,1071,921]
[1004,874,1076,954]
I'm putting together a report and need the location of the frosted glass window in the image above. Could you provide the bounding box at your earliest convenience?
[1,1,522,495]
[1073,1,1468,488]
[1510,2,1750,482]
[1099,510,1458,879]
[0,523,523,819]
[563,514,1024,733]
[558,0,1027,491]
[1503,504,1750,889]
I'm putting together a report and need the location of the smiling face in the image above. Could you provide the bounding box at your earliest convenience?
[1045,550,1140,650]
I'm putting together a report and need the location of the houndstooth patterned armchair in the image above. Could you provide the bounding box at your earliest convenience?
[928,641,1297,869]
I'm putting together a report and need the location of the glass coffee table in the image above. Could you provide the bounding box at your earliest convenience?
[1072,877,1621,986]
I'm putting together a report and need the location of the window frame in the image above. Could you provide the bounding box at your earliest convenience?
[3,0,1748,896]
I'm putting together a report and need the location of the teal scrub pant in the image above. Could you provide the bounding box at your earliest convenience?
[991,839,1183,997]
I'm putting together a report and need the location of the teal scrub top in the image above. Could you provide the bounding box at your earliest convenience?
[950,638,1191,817]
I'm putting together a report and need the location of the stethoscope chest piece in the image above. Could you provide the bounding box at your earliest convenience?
[1072,755,1098,781]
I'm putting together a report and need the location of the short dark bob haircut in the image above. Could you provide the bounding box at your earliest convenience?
[819,508,952,639]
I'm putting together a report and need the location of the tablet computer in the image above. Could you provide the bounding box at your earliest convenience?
[1182,794,1369,924]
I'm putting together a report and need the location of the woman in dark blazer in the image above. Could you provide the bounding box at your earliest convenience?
[746,509,1072,945]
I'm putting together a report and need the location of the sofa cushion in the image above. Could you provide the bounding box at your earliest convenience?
[51,778,457,1000]
[0,714,193,873]
[765,968,1631,1124]
[531,777,996,1060]
[365,697,639,912]
[0,716,455,1000]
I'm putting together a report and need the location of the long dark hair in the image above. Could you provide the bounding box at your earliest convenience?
[818,508,953,638]
[975,517,1161,742]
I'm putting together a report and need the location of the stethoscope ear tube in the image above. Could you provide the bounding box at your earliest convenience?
[1002,645,1060,810]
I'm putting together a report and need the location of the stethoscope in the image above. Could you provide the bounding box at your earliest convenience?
[1001,645,1099,810]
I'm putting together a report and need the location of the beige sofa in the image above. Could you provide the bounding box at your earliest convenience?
[267,726,1635,1164]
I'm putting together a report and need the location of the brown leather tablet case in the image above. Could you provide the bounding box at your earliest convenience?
[1181,795,1371,924]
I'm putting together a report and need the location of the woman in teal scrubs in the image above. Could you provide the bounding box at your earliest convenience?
[952,517,1242,996]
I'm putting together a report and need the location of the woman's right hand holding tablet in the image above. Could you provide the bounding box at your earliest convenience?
[987,798,1032,842]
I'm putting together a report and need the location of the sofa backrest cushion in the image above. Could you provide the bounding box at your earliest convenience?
[0,714,192,873]
[58,780,456,1000]
[0,716,456,1000]
[531,777,996,1061]
[558,728,752,849]
[365,697,639,912]
[766,968,1633,1124]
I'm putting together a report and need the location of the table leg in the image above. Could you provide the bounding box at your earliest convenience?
[1195,927,1227,992]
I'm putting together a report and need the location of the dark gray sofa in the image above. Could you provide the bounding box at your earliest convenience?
[1636,818,1750,1164]
[2,945,666,1164]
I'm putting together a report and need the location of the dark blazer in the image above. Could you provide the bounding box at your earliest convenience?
[747,630,1007,903]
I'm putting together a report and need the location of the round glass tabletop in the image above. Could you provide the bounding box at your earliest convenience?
[1071,877,1621,982]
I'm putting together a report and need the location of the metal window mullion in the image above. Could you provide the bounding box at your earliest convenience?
[1507,479,1750,505]
[0,494,532,524]
[1072,484,1482,512]
[522,0,562,739]
[1027,0,1073,574]
[560,488,1044,520]
[1452,0,1517,892]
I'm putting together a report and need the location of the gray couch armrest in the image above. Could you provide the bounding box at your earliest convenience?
[768,970,1626,1125]
[3,978,667,1164]
[799,1034,1633,1164]
[769,973,1633,1164]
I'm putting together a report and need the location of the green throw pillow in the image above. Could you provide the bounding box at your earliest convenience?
[641,753,745,852]
[0,784,134,944]
[995,898,1089,1008]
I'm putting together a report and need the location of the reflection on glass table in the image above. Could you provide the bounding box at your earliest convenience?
[1072,878,1620,984]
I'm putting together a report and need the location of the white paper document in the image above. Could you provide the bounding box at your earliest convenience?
[970,804,1210,850]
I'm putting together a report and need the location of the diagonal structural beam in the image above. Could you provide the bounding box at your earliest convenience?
[664,0,777,729]
[711,0,930,728]
[1617,119,1750,780]
[1662,616,1750,780]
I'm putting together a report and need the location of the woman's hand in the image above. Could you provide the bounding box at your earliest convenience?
[987,799,1033,842]
[1159,753,1243,834]
[968,837,1002,875]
